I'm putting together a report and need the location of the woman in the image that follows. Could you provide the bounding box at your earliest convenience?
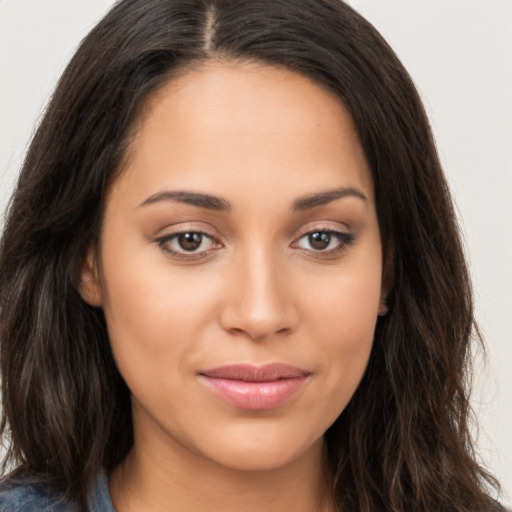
[0,0,503,510]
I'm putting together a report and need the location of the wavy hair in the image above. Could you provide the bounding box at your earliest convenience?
[0,0,500,510]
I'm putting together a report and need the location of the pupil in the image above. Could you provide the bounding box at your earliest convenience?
[178,232,202,251]
[309,232,331,250]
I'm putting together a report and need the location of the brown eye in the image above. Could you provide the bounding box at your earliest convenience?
[294,229,356,255]
[308,232,331,250]
[178,232,203,251]
[157,231,218,258]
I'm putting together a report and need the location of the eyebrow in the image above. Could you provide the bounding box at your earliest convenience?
[138,186,367,212]
[293,187,368,210]
[138,190,231,212]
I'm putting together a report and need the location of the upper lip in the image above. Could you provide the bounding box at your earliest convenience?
[199,363,310,382]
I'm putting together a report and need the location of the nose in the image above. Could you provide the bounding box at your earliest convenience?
[219,247,299,341]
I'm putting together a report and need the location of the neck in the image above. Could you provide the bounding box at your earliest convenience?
[109,433,335,512]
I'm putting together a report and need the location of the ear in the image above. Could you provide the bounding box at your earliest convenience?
[79,246,103,307]
[378,246,395,316]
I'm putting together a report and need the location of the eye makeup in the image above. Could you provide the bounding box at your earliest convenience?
[292,229,356,258]
[155,229,223,261]
[153,224,357,264]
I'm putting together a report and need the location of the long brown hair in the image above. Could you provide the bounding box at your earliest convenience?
[0,0,500,510]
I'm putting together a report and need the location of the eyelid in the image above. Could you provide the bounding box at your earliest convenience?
[290,223,356,257]
[151,221,356,261]
[153,224,224,260]
[291,220,352,241]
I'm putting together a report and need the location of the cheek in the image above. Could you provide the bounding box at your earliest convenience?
[300,256,381,406]
[97,238,224,392]
[302,251,382,340]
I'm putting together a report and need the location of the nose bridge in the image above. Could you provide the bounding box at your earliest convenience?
[220,241,297,340]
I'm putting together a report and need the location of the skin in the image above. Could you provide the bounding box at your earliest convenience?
[81,61,387,512]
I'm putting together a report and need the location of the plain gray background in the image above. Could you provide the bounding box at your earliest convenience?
[1,0,511,505]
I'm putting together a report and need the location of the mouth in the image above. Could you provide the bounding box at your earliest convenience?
[198,363,310,411]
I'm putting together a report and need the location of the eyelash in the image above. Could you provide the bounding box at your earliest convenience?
[155,228,356,261]
[292,229,356,257]
[155,230,220,261]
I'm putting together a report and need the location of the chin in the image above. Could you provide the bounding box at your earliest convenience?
[198,428,325,473]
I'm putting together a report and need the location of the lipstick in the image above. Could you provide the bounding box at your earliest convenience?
[198,363,310,410]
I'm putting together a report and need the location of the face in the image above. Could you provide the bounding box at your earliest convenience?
[81,61,385,473]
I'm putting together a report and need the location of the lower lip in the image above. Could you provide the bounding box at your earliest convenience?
[199,376,308,410]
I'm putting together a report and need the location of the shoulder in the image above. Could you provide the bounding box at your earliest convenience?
[0,478,75,512]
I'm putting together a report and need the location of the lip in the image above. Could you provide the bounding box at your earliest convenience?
[198,363,310,410]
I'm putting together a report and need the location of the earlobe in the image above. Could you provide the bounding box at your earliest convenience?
[378,299,389,317]
[79,247,102,307]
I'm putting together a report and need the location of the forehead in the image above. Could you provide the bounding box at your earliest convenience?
[115,60,374,207]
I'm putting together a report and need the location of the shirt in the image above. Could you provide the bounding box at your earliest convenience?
[0,472,115,512]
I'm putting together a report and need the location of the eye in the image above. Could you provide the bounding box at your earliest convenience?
[294,230,355,254]
[156,231,219,257]
[175,232,207,251]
